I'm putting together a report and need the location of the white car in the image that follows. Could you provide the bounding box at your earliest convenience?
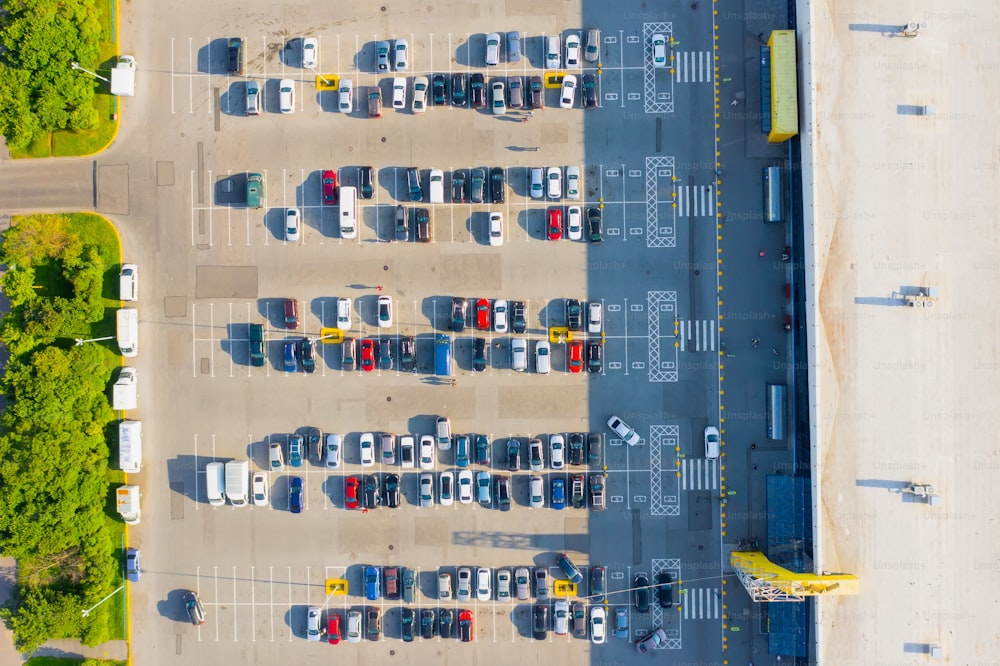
[607,415,642,446]
[419,473,435,508]
[325,434,342,469]
[588,302,602,333]
[377,295,393,328]
[279,78,295,113]
[268,441,284,471]
[651,34,667,68]
[346,609,362,643]
[566,206,582,240]
[546,167,562,199]
[559,74,577,109]
[549,434,565,469]
[496,568,512,601]
[484,32,501,66]
[392,77,407,109]
[285,208,301,241]
[436,416,451,449]
[337,297,352,331]
[302,38,318,68]
[545,35,561,69]
[306,606,322,641]
[489,212,504,246]
[476,567,492,601]
[439,471,454,506]
[565,33,581,68]
[252,472,269,506]
[565,165,580,199]
[245,81,261,116]
[529,438,544,472]
[530,167,544,199]
[359,432,376,466]
[493,299,509,333]
[338,79,353,112]
[419,435,435,469]
[438,571,453,600]
[590,606,606,644]
[394,38,408,71]
[399,435,415,469]
[456,567,472,602]
[491,80,506,115]
[458,470,474,504]
[553,600,569,635]
[535,340,551,374]
[529,475,544,508]
[412,75,428,113]
[704,425,720,459]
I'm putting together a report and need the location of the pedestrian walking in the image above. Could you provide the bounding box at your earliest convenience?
[730,99,738,107]
[450,379,457,387]
[758,250,765,257]
[752,464,758,470]
[528,111,534,117]
[751,337,760,348]
[520,117,528,123]
[772,348,780,356]
[751,442,756,449]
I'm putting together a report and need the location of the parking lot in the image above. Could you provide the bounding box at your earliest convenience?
[105,0,756,663]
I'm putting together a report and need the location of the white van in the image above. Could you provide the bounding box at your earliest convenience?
[205,462,226,506]
[339,186,358,238]
[429,169,444,203]
[511,338,528,371]
[116,308,138,357]
[225,460,250,507]
[535,340,551,374]
[116,485,141,524]
[119,264,138,302]
[118,420,142,473]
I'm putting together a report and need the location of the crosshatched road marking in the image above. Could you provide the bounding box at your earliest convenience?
[648,291,678,382]
[646,156,676,248]
[650,425,681,516]
[643,22,674,113]
[652,557,685,648]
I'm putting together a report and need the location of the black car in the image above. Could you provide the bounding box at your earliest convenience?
[367,607,381,641]
[656,572,673,608]
[588,432,603,466]
[507,439,521,471]
[470,168,486,203]
[420,608,436,639]
[587,340,602,374]
[511,301,526,333]
[407,167,423,202]
[305,426,322,461]
[582,74,598,109]
[227,38,244,75]
[363,474,380,508]
[495,475,511,511]
[383,473,400,508]
[415,208,431,242]
[475,434,491,466]
[401,608,415,642]
[470,73,486,108]
[568,432,585,465]
[490,167,505,204]
[473,337,487,372]
[377,338,392,370]
[590,566,606,598]
[451,72,467,106]
[451,297,468,332]
[452,170,466,203]
[529,76,544,109]
[566,299,583,331]
[359,166,375,199]
[432,74,447,105]
[399,336,416,372]
[634,574,650,612]
[394,205,408,241]
[298,338,316,374]
[587,207,603,242]
[438,608,454,638]
[532,604,548,640]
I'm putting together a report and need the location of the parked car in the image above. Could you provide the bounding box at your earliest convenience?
[515,567,531,600]
[470,168,486,203]
[493,299,509,332]
[376,40,390,71]
[608,415,642,446]
[551,477,566,510]
[588,432,604,466]
[359,432,376,466]
[508,75,523,108]
[400,336,416,372]
[488,212,504,246]
[399,435,415,468]
[288,476,304,513]
[590,566,606,599]
[438,570,453,599]
[338,80,353,113]
[452,169,466,202]
[368,88,383,118]
[476,567,492,601]
[588,207,603,242]
[568,432,585,465]
[496,569,512,601]
[302,38,318,68]
[346,609,362,643]
[591,606,606,644]
[512,301,527,334]
[325,434,342,469]
[484,32,501,66]
[306,606,323,641]
[570,473,585,508]
[634,574,650,611]
[451,297,468,332]
[363,474,380,509]
[458,469,474,504]
[547,166,562,199]
[475,434,491,466]
[283,340,298,372]
[566,206,582,240]
[473,337,488,372]
[529,75,544,109]
[528,438,544,471]
[567,340,584,373]
[572,601,587,638]
[298,338,315,374]
[635,627,667,653]
[383,473,400,508]
[419,473,435,508]
[344,475,361,510]
[495,475,511,511]
[322,170,338,205]
[589,474,606,511]
[532,604,548,640]
[245,80,260,115]
[436,416,452,449]
[359,165,375,199]
[476,470,491,506]
[438,607,454,638]
[587,340,603,374]
[279,78,295,113]
[284,208,301,241]
[535,568,548,599]
[470,73,486,107]
[412,75,428,113]
[490,166,505,204]
[439,471,455,506]
[474,298,490,330]
[614,607,629,638]
[557,553,584,584]
[582,74,598,109]
[364,565,381,600]
[183,591,206,625]
[401,607,414,642]
[366,607,381,641]
[585,28,601,63]
[252,472,269,507]
[342,337,356,370]
[553,600,570,635]
[419,435,435,469]
[559,74,577,108]
[454,435,471,467]
[547,208,563,240]
[288,435,304,467]
[458,609,473,642]
[327,610,342,644]
[565,33,581,67]
[456,567,473,602]
[651,34,667,68]
[507,32,522,62]
[656,572,674,608]
[452,72,467,106]
[407,167,423,202]
[420,608,436,639]
[550,434,565,469]
[506,439,521,471]
[125,547,141,582]
[432,74,447,105]
[491,80,506,114]
[393,38,409,70]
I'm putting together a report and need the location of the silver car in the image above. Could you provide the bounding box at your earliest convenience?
[438,571,453,599]
[508,76,523,109]
[515,567,531,600]
[306,606,322,641]
[381,433,395,465]
[496,568,512,601]
[553,600,569,635]
[456,567,472,602]
[347,609,363,643]
[419,473,435,508]
[325,433,342,469]
[476,567,492,601]
[245,81,260,116]
[375,40,390,71]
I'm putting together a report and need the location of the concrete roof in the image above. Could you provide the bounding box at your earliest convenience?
[803,0,1000,662]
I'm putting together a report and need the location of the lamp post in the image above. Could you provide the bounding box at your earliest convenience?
[75,336,115,346]
[81,584,124,617]
[70,61,109,83]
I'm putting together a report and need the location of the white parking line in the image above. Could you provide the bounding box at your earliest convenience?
[211,566,219,642]
[269,566,275,641]
[287,566,294,642]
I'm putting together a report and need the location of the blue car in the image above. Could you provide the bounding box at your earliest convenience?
[125,547,141,583]
[283,340,297,372]
[556,553,583,584]
[614,607,629,639]
[551,478,566,510]
[288,476,304,513]
[455,435,470,468]
[288,435,304,467]
[506,32,521,63]
[365,565,381,601]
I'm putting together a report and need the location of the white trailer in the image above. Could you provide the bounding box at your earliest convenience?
[112,367,137,410]
[118,420,142,473]
[110,56,136,97]
[116,485,141,524]
[225,460,249,507]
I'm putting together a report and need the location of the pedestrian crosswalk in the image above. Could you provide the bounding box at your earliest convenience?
[673,51,714,83]
[675,185,717,217]
[679,586,722,619]
[680,458,718,490]
[677,319,716,352]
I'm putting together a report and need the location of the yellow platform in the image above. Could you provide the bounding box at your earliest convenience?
[553,580,578,597]
[544,73,567,88]
[548,326,573,343]
[319,328,344,344]
[315,75,339,91]
[325,579,348,595]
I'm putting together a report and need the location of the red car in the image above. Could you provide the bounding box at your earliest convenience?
[475,299,491,331]
[458,609,474,642]
[567,340,584,373]
[327,610,341,644]
[360,339,376,372]
[322,170,338,205]
[283,298,299,330]
[547,208,563,240]
[345,476,361,510]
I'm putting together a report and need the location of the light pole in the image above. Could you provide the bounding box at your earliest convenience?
[81,584,124,617]
[75,335,115,346]
[70,61,109,83]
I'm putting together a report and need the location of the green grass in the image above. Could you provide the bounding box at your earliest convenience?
[11,0,118,159]
[26,658,126,666]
